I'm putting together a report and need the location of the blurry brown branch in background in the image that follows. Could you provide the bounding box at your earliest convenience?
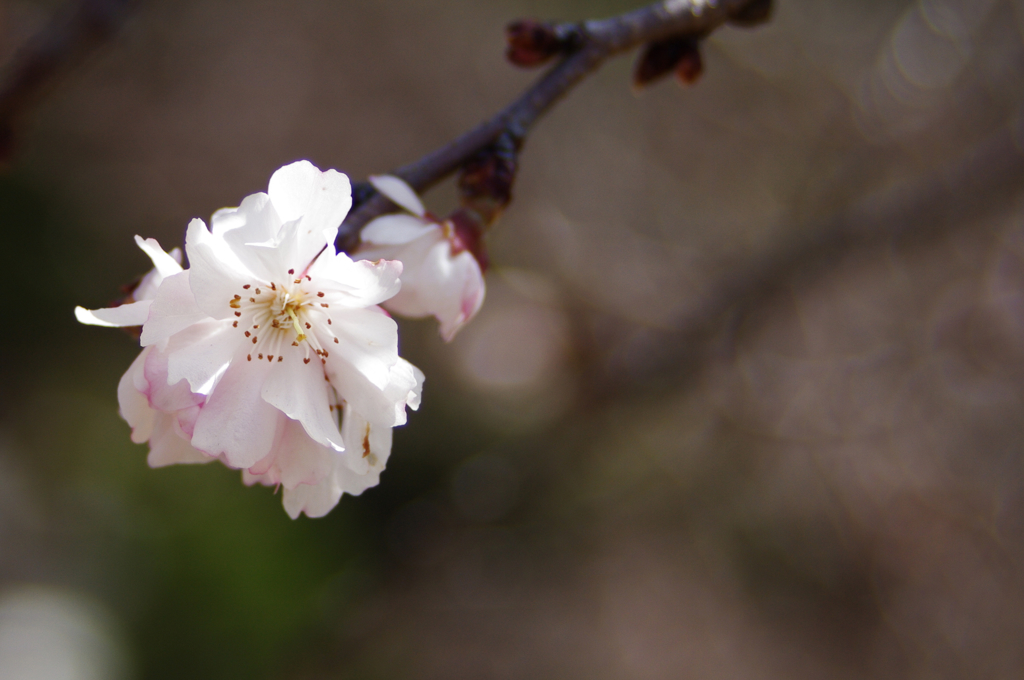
[591,123,1024,401]
[0,0,136,164]
[338,0,773,249]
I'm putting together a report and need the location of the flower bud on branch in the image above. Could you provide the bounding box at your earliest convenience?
[505,19,581,68]
[339,0,771,243]
[633,36,703,89]
[676,41,704,85]
[458,132,518,227]
[446,208,490,275]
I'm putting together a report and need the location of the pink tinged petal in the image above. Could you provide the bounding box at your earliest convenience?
[162,319,236,394]
[139,271,207,347]
[340,403,393,477]
[247,418,333,489]
[185,218,257,320]
[134,235,183,279]
[268,161,352,265]
[368,174,425,217]
[173,403,202,439]
[147,414,213,467]
[143,343,206,413]
[309,252,403,309]
[190,349,281,469]
[439,251,486,341]
[359,214,438,246]
[379,238,485,341]
[118,348,155,444]
[75,300,151,328]
[377,239,450,318]
[242,469,269,487]
[368,231,454,317]
[261,355,344,452]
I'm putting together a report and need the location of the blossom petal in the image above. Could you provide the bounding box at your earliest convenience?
[340,403,393,477]
[134,235,183,279]
[143,343,207,413]
[325,346,422,428]
[246,418,333,490]
[436,252,486,341]
[376,240,485,341]
[129,237,185,302]
[210,193,269,238]
[139,271,206,346]
[363,236,438,306]
[280,451,376,519]
[360,214,438,246]
[162,319,236,394]
[310,252,403,309]
[190,348,281,468]
[219,194,293,282]
[147,415,213,467]
[323,306,399,390]
[261,354,344,452]
[117,346,155,444]
[76,300,151,328]
[280,472,342,519]
[268,160,352,266]
[388,357,424,413]
[369,174,425,217]
[185,218,256,320]
[240,218,305,282]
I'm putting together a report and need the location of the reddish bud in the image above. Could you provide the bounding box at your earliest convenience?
[506,19,563,68]
[446,208,490,273]
[459,137,517,226]
[633,36,701,89]
[675,44,703,85]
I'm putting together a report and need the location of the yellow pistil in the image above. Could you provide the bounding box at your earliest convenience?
[287,307,306,342]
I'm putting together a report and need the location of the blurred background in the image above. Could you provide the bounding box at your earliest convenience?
[1,0,1023,677]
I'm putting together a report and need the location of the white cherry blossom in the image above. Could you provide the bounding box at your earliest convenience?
[356,175,485,341]
[77,161,423,518]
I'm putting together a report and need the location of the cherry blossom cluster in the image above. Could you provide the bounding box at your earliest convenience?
[76,161,485,518]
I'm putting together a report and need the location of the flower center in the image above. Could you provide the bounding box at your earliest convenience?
[227,269,339,365]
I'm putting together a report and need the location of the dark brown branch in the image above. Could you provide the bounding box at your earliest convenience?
[0,0,136,163]
[339,0,768,247]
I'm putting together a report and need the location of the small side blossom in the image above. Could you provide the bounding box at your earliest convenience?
[355,175,485,341]
[77,161,423,518]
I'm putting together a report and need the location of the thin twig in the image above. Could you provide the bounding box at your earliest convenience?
[339,0,765,245]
